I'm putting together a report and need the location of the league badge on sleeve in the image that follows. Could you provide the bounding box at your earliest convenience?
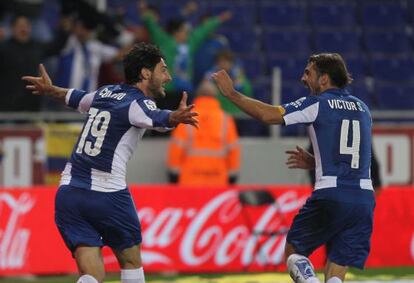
[144,100,157,111]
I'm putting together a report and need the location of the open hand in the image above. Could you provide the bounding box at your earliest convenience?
[22,64,53,96]
[285,146,315,170]
[169,92,199,128]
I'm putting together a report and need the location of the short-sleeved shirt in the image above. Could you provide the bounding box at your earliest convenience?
[60,84,172,192]
[282,88,373,196]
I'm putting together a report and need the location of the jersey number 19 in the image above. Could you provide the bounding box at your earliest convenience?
[76,107,111,156]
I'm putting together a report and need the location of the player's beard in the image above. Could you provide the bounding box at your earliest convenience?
[148,76,166,99]
[304,80,321,95]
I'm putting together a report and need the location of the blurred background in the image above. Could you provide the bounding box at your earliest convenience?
[0,0,413,282]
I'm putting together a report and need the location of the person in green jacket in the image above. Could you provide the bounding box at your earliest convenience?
[205,49,253,116]
[140,1,231,109]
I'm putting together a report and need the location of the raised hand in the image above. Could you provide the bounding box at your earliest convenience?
[22,64,69,102]
[169,91,199,128]
[285,146,315,170]
[218,11,232,22]
[211,70,235,98]
[22,64,53,96]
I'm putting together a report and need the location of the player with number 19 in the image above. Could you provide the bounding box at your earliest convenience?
[22,43,198,283]
[212,53,374,283]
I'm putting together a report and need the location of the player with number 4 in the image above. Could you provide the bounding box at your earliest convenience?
[22,43,198,283]
[212,53,374,283]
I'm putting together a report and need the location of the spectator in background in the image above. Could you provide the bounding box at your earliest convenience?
[167,80,240,186]
[193,13,229,87]
[60,0,136,47]
[0,15,69,111]
[0,0,53,43]
[140,1,232,110]
[205,49,253,116]
[55,15,122,93]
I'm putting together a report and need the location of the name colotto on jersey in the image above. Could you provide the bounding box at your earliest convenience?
[60,84,172,192]
[282,88,373,192]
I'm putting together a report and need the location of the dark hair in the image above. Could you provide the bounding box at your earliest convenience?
[123,42,164,84]
[147,4,160,17]
[216,49,235,62]
[11,15,30,26]
[165,18,186,34]
[308,53,352,88]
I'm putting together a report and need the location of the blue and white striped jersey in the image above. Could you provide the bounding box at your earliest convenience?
[283,88,373,191]
[60,84,172,192]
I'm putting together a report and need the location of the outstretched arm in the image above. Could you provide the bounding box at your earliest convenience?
[169,91,199,128]
[22,64,69,103]
[212,70,285,124]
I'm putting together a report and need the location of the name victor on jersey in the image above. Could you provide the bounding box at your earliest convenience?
[98,88,126,100]
[327,99,365,112]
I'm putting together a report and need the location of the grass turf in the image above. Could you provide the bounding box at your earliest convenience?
[1,267,413,283]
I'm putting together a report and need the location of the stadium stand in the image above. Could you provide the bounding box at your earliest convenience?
[259,1,306,29]
[309,3,356,29]
[210,1,256,29]
[2,0,414,136]
[360,2,407,30]
[364,31,412,55]
[314,31,361,54]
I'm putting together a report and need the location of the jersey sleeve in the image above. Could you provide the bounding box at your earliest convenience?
[282,96,320,126]
[65,89,95,113]
[128,98,173,132]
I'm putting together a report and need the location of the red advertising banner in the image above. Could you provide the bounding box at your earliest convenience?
[0,185,412,276]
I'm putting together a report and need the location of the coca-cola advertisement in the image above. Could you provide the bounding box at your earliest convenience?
[0,185,412,275]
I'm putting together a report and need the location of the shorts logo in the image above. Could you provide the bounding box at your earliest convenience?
[144,100,157,111]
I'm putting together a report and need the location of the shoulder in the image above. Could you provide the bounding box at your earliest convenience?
[350,95,370,110]
[284,95,319,109]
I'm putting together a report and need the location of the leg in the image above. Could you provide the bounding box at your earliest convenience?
[324,200,375,281]
[55,187,106,283]
[284,196,328,283]
[324,259,348,283]
[114,244,145,283]
[74,245,105,283]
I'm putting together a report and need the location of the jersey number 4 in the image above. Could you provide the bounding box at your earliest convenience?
[76,107,111,156]
[340,119,360,169]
